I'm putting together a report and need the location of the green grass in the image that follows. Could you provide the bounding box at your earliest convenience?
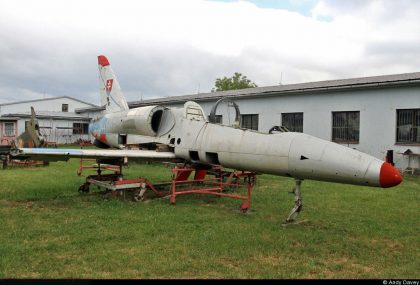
[0,159,419,279]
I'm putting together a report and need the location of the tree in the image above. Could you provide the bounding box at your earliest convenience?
[211,72,258,92]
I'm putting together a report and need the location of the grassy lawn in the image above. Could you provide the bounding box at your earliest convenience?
[0,158,419,279]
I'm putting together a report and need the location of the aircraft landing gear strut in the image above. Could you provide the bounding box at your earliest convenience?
[286,179,303,223]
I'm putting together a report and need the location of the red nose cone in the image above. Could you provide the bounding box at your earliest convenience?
[98,55,110,67]
[379,162,403,188]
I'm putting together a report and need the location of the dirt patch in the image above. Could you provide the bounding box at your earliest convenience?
[304,256,378,278]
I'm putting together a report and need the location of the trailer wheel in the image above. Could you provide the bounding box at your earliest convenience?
[133,186,147,202]
[78,183,90,193]
[133,190,144,202]
[240,202,250,213]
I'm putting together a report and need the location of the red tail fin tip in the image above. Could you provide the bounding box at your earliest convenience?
[98,55,110,67]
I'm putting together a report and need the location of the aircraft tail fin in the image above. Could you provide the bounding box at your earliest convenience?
[14,106,46,148]
[98,55,129,113]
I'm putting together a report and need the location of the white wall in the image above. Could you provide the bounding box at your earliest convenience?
[15,118,91,144]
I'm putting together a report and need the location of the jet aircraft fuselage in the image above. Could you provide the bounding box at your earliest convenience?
[89,100,402,188]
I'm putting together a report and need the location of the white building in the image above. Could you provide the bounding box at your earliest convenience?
[0,96,97,145]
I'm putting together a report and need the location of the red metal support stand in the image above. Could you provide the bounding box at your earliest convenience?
[169,167,257,212]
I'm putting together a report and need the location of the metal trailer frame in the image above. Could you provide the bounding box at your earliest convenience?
[9,160,46,167]
[79,173,169,201]
[77,157,123,176]
[78,162,258,211]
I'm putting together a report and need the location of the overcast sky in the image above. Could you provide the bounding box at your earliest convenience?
[1,0,420,106]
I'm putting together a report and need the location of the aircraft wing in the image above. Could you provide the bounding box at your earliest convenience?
[10,148,180,162]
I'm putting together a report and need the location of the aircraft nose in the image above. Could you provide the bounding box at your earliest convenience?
[379,162,403,188]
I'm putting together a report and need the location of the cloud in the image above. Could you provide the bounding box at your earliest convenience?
[0,87,54,104]
[0,0,419,105]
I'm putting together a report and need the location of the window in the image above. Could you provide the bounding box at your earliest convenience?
[396,109,420,144]
[208,115,223,124]
[332,111,360,143]
[241,114,259,131]
[73,123,89,134]
[282,112,303,132]
[62,104,69,112]
[3,122,16,136]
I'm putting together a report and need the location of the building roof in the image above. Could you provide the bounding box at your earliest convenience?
[0,95,98,107]
[130,71,420,107]
[75,71,420,113]
[0,117,19,121]
[1,111,91,121]
[76,105,105,113]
